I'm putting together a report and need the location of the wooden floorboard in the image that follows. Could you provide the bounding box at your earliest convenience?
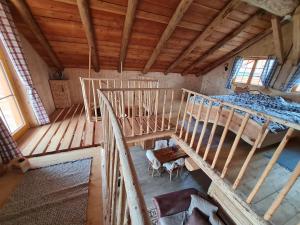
[19,104,102,157]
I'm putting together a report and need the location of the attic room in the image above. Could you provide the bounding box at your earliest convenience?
[0,0,300,225]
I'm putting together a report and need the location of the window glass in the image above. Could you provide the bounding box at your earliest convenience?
[234,58,266,86]
[0,61,25,134]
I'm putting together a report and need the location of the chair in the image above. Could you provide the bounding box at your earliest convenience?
[163,158,185,181]
[168,138,177,148]
[154,140,168,150]
[175,158,185,176]
[146,150,162,176]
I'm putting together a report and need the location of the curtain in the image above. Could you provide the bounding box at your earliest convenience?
[283,64,300,92]
[0,117,22,164]
[0,0,50,125]
[225,56,243,89]
[261,56,278,87]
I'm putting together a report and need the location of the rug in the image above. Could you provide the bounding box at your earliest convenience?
[264,148,300,172]
[0,158,92,225]
[148,208,159,225]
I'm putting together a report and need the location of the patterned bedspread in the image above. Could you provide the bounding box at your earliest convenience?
[190,93,300,133]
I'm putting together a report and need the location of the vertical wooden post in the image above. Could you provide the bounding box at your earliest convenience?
[211,108,234,169]
[264,162,300,220]
[233,120,270,189]
[195,101,212,154]
[168,90,174,130]
[185,95,196,142]
[190,98,203,148]
[154,89,159,132]
[221,113,250,178]
[175,90,185,133]
[247,128,294,203]
[161,90,167,131]
[203,105,222,161]
[179,92,191,138]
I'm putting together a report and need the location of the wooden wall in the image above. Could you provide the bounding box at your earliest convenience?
[199,22,300,102]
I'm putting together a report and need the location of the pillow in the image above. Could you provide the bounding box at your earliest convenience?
[159,211,187,225]
[209,212,225,225]
[186,208,210,225]
[188,194,218,216]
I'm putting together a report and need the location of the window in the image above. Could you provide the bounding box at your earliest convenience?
[293,84,300,92]
[0,61,25,134]
[234,58,267,86]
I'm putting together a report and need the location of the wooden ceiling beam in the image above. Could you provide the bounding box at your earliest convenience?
[55,0,203,32]
[119,0,139,72]
[183,11,262,75]
[292,6,300,66]
[197,20,288,76]
[271,16,284,64]
[165,0,241,74]
[11,0,63,70]
[77,0,100,72]
[142,0,194,74]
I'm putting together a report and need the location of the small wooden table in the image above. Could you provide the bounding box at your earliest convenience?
[154,146,187,164]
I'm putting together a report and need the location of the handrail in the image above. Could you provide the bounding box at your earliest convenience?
[98,89,151,225]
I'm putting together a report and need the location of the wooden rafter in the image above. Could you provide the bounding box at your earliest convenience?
[77,0,100,72]
[142,0,194,74]
[271,16,284,64]
[119,0,139,72]
[292,6,300,66]
[55,0,205,32]
[165,0,241,74]
[183,11,262,75]
[11,0,63,70]
[197,20,288,76]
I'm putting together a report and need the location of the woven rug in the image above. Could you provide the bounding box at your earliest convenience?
[148,208,159,225]
[0,158,92,225]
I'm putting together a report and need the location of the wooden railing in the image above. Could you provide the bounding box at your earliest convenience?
[173,88,300,225]
[98,89,151,225]
[86,83,298,225]
[80,77,159,122]
[99,87,180,142]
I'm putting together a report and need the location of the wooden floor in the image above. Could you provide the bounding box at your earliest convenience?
[18,104,103,157]
[0,148,103,225]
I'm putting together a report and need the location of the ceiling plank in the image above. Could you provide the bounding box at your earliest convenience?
[11,0,63,70]
[183,11,263,75]
[271,16,284,64]
[292,6,300,66]
[197,20,288,76]
[165,0,241,74]
[119,0,139,72]
[77,0,100,72]
[55,0,203,32]
[142,0,194,74]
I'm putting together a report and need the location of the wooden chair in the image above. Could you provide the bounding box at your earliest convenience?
[146,150,162,177]
[163,158,185,181]
[154,140,168,151]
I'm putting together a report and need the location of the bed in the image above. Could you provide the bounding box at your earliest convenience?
[187,92,300,148]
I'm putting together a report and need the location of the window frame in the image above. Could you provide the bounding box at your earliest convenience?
[233,57,268,87]
[0,44,29,140]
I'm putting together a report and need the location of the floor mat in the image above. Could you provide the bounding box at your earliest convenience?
[0,158,92,225]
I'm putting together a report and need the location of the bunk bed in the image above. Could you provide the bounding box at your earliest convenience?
[187,92,300,148]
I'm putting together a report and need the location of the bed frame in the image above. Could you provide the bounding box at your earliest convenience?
[186,98,287,149]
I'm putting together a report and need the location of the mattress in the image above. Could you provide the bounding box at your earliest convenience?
[189,93,300,133]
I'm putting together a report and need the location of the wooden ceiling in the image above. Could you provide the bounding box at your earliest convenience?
[9,0,275,75]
